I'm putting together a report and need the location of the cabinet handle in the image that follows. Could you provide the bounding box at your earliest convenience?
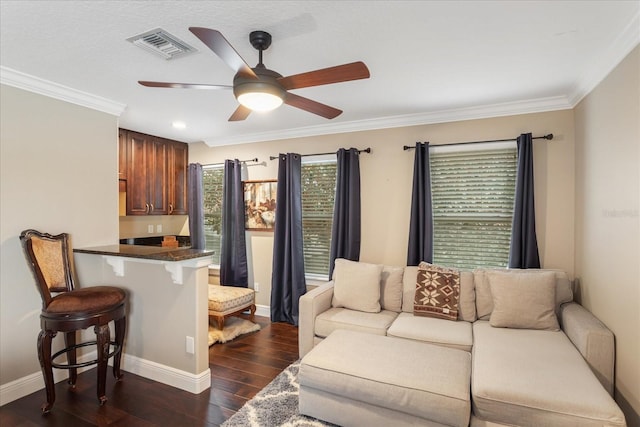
[169,204,173,214]
[150,204,154,213]
[145,203,149,214]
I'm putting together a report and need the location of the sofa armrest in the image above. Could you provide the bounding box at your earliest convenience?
[299,281,334,358]
[560,302,615,396]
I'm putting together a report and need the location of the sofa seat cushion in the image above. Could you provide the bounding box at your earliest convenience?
[472,321,626,427]
[387,312,473,352]
[314,307,398,338]
[300,329,471,427]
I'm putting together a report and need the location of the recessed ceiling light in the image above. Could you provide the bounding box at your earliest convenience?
[172,121,186,129]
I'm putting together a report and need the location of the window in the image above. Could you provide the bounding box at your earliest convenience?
[202,166,223,265]
[430,144,517,270]
[301,160,337,278]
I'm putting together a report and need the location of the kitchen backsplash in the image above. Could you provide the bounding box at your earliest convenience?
[119,215,189,239]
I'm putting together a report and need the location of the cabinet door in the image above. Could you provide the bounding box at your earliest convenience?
[147,138,169,215]
[118,130,128,180]
[168,141,188,215]
[126,132,151,215]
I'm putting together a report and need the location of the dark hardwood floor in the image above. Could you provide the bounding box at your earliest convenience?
[0,315,299,426]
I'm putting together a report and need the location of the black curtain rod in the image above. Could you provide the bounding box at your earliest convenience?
[202,158,259,167]
[402,134,554,150]
[269,147,371,161]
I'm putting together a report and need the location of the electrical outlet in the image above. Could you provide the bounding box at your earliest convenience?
[156,224,162,233]
[147,224,154,233]
[254,282,260,292]
[186,336,195,354]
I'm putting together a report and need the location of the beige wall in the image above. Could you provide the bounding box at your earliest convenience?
[0,85,119,386]
[574,45,640,425]
[119,214,189,239]
[190,109,576,307]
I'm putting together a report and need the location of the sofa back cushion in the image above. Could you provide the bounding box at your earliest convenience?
[380,266,404,312]
[402,266,477,322]
[458,271,476,322]
[332,259,383,313]
[474,268,573,320]
[488,270,560,331]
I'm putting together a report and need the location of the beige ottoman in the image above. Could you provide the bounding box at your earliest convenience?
[299,329,471,427]
[208,285,256,329]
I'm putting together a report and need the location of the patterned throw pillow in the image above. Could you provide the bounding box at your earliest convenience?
[414,262,461,321]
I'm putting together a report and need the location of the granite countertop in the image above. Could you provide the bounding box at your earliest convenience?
[74,245,214,262]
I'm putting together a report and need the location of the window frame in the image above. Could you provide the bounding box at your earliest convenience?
[301,155,337,280]
[202,164,224,266]
[430,141,517,270]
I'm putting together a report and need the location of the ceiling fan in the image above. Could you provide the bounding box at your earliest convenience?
[138,28,371,121]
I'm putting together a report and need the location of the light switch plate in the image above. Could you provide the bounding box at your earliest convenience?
[186,336,195,354]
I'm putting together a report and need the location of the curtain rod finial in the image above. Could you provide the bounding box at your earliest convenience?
[545,133,554,140]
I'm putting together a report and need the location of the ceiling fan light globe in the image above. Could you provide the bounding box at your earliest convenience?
[237,92,283,112]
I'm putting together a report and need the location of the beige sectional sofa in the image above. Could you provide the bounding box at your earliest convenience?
[298,260,626,427]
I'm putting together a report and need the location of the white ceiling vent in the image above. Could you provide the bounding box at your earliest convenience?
[127,28,196,60]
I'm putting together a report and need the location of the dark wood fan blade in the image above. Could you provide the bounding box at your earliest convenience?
[228,105,252,121]
[278,61,370,90]
[189,27,258,80]
[138,81,232,90]
[284,93,342,119]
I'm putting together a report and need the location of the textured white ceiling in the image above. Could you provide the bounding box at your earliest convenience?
[1,1,638,146]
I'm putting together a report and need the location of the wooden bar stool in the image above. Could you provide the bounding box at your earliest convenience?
[20,229,127,413]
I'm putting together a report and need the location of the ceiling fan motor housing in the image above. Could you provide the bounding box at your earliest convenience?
[233,66,286,103]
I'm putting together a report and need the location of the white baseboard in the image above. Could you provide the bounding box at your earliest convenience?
[0,371,46,407]
[255,304,270,318]
[120,353,210,394]
[0,351,96,406]
[1,352,210,406]
[2,305,275,406]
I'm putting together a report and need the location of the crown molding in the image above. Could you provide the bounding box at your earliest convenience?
[0,66,126,116]
[203,95,571,147]
[568,10,640,107]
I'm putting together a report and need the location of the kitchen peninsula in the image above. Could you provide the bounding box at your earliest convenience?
[73,244,214,394]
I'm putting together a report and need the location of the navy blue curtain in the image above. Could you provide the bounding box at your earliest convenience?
[407,142,433,266]
[328,148,361,278]
[509,133,541,268]
[271,153,306,325]
[187,163,205,250]
[220,159,248,287]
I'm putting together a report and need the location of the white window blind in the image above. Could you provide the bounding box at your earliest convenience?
[202,167,223,265]
[431,146,517,270]
[301,160,337,278]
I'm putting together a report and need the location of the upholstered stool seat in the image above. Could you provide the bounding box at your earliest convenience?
[208,285,256,329]
[20,229,127,414]
[44,286,126,314]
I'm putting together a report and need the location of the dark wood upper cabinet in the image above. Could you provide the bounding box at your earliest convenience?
[120,129,188,216]
[168,141,188,215]
[118,130,128,180]
[147,138,169,215]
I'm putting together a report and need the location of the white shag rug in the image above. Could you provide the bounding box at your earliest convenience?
[208,317,261,346]
[221,360,336,427]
